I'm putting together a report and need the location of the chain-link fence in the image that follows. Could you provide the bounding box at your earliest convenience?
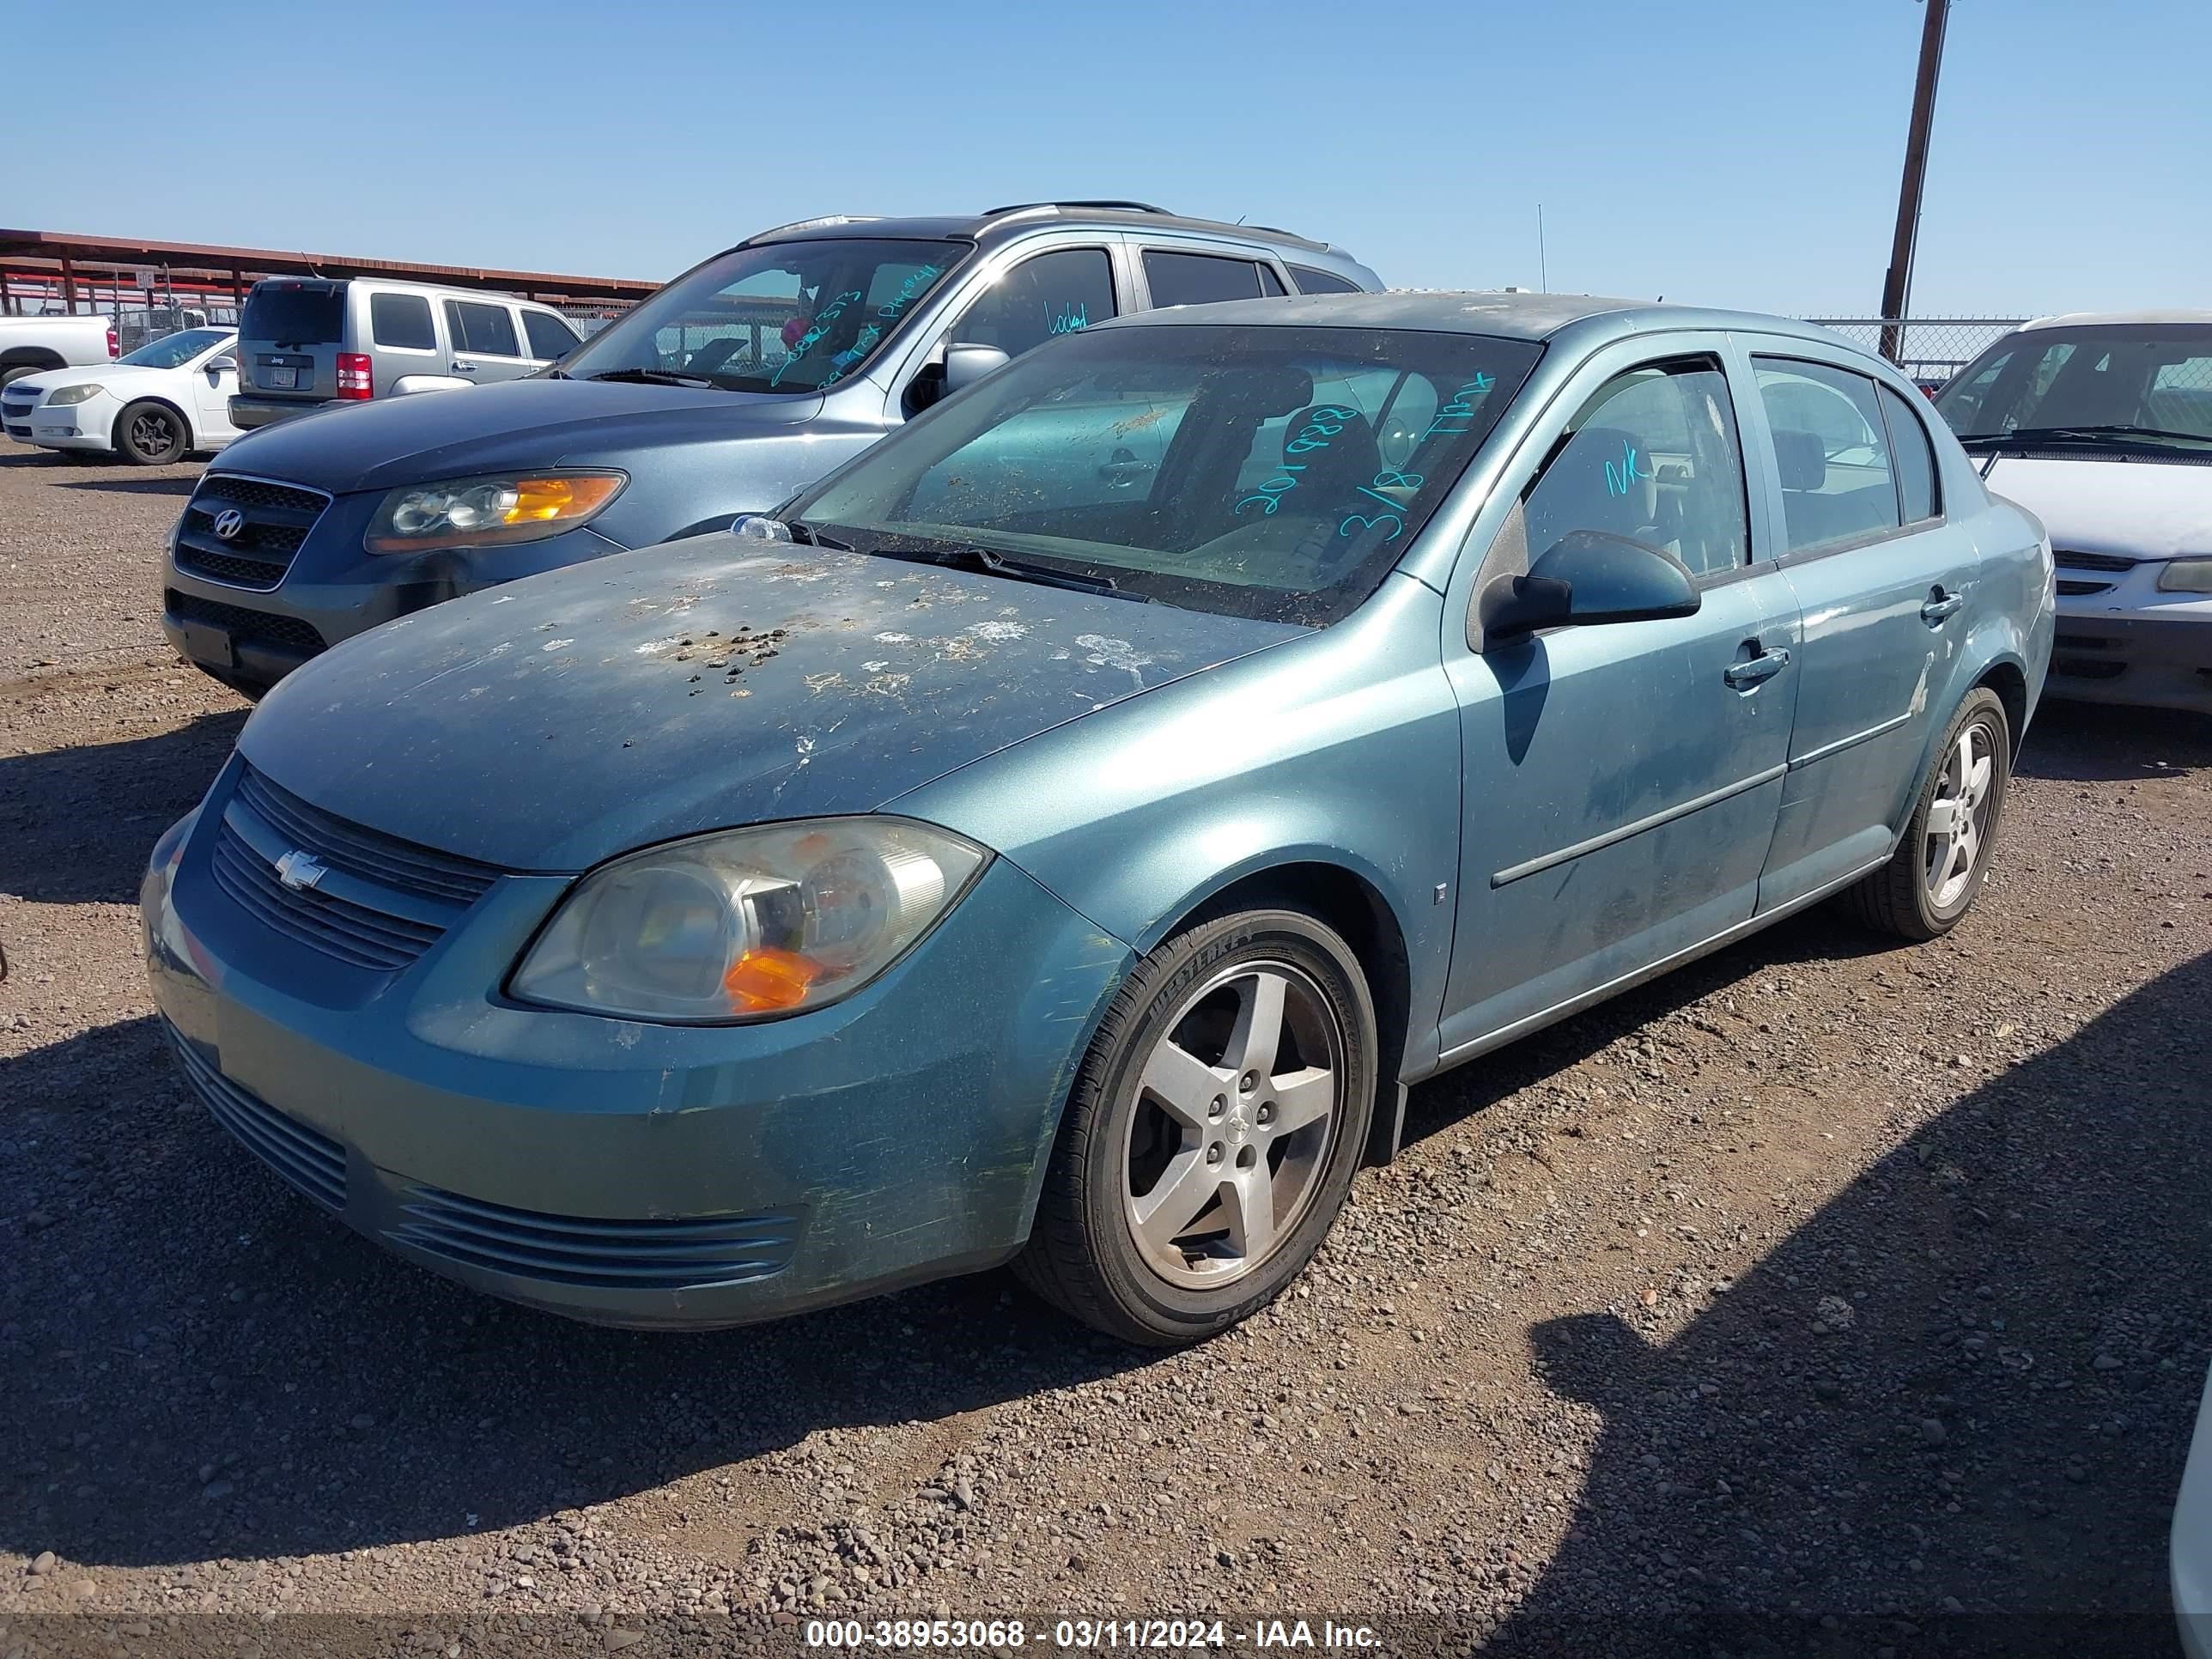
[1798,318,2026,389]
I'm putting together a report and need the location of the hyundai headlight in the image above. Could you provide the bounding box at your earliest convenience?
[364,470,626,553]
[509,817,988,1022]
[47,383,103,406]
[2157,557,2212,594]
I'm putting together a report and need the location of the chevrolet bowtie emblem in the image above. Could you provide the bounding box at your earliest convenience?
[273,849,328,892]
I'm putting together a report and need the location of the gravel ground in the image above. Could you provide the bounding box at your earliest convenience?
[2,441,2209,1657]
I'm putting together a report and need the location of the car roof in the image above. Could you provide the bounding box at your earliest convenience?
[2018,308,2212,330]
[1085,289,1855,350]
[743,204,1348,258]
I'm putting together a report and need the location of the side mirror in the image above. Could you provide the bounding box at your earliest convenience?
[942,342,1012,396]
[206,356,238,374]
[1479,531,1699,642]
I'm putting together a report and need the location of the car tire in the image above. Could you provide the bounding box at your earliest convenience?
[1015,906,1378,1346]
[0,363,49,392]
[1844,687,2011,941]
[115,400,188,465]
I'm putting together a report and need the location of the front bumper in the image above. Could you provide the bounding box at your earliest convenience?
[4,396,115,452]
[141,773,1130,1328]
[2050,593,2212,716]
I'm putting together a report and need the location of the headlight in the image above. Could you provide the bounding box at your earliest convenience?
[363,470,625,553]
[46,383,103,406]
[2157,557,2212,593]
[509,817,988,1022]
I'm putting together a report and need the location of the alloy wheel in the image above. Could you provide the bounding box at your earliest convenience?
[1121,960,1346,1289]
[1923,717,1998,910]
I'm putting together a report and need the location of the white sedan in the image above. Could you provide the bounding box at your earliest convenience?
[0,327,240,464]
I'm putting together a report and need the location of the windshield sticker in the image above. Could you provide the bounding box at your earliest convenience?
[1233,405,1363,517]
[1048,301,1091,336]
[1333,374,1496,544]
[1417,372,1496,441]
[878,264,944,321]
[770,289,863,387]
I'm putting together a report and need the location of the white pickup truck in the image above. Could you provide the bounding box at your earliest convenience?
[0,313,115,392]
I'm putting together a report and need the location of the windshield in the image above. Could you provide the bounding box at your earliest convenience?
[560,238,968,394]
[793,323,1541,625]
[1936,323,2212,441]
[118,329,231,370]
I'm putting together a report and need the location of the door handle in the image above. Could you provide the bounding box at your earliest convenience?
[453,361,477,374]
[1921,588,1966,625]
[1723,647,1790,690]
[1097,447,1152,488]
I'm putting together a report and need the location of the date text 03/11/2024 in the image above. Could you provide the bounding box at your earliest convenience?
[801,1618,1385,1650]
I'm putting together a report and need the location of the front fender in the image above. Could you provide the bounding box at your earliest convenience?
[890,574,1463,1080]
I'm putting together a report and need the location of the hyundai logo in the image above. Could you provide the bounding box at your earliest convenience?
[211,507,246,541]
[273,849,327,892]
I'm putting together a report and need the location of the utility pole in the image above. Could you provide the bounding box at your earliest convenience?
[1878,0,1952,364]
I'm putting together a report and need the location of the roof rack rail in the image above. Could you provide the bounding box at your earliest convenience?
[983,200,1172,217]
[740,215,884,245]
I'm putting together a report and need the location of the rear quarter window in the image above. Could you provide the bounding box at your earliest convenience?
[1288,264,1364,295]
[369,293,436,350]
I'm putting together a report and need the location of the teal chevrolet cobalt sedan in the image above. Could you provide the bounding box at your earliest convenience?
[143,293,2053,1345]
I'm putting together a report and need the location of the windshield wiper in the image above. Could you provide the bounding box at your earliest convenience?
[784,520,857,551]
[872,543,1136,599]
[1959,424,2212,451]
[587,367,714,389]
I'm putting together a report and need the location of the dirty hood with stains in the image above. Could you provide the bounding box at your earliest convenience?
[239,536,1306,871]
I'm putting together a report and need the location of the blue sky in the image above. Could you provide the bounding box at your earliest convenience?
[13,0,2208,319]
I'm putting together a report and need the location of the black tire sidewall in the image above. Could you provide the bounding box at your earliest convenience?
[1909,689,2011,932]
[117,401,185,465]
[1071,908,1378,1343]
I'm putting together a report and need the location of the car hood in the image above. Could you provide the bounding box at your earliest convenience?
[1982,454,2212,562]
[239,537,1305,871]
[214,377,828,495]
[6,362,153,399]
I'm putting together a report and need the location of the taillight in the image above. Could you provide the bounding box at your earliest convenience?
[106,327,118,358]
[336,353,374,399]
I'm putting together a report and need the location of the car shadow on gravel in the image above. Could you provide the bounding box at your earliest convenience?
[2018,700,2212,782]
[1480,948,2211,1658]
[0,708,246,904]
[0,1012,1149,1571]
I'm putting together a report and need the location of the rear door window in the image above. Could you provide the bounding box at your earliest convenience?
[242,283,345,345]
[1878,384,1942,523]
[445,300,522,358]
[1142,250,1277,307]
[370,293,436,350]
[1753,358,1901,552]
[1289,264,1364,295]
[523,309,582,360]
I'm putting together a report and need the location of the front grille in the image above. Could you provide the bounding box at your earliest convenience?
[388,1184,799,1290]
[2054,550,2139,574]
[2056,632,2117,650]
[166,589,326,657]
[166,1023,346,1212]
[175,471,330,589]
[3,423,29,441]
[235,764,500,907]
[2056,579,2113,597]
[212,822,447,970]
[209,763,498,972]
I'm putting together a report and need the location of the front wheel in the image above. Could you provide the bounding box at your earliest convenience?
[115,400,188,465]
[1845,687,2012,940]
[1015,907,1378,1346]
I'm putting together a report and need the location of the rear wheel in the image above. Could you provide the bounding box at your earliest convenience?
[0,362,54,392]
[1844,687,2011,940]
[1015,908,1377,1346]
[116,400,188,465]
